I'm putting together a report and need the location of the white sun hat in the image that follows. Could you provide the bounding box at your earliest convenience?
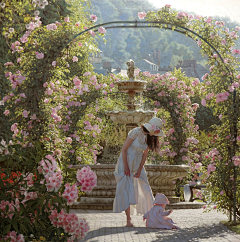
[143,117,165,137]
[154,193,169,205]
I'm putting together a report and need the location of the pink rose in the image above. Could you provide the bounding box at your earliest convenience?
[197,40,202,46]
[64,17,70,22]
[90,14,97,22]
[36,52,44,59]
[201,99,206,106]
[72,56,78,62]
[4,110,10,116]
[22,110,28,118]
[138,12,147,19]
[98,27,106,34]
[66,137,72,144]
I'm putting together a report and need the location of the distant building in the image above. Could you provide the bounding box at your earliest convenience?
[135,59,159,72]
[176,60,209,81]
[89,48,209,80]
[89,51,103,64]
[90,52,122,74]
[158,52,172,71]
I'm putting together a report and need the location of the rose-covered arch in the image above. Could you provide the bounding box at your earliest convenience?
[1,3,240,240]
[141,5,240,223]
[57,7,238,167]
[139,69,200,165]
[63,6,240,221]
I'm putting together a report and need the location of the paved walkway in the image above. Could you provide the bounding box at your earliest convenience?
[70,208,240,242]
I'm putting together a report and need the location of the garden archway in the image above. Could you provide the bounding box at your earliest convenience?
[64,13,239,222]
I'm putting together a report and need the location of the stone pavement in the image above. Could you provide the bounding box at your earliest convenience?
[70,208,240,242]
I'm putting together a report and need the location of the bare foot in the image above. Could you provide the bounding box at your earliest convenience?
[126,220,133,227]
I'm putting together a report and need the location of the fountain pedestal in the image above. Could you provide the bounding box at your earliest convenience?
[70,164,204,210]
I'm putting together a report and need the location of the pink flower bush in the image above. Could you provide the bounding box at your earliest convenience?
[207,164,216,175]
[0,231,25,242]
[83,71,91,76]
[46,23,57,30]
[216,92,229,103]
[0,200,15,219]
[62,183,78,205]
[77,166,97,193]
[202,73,208,80]
[192,78,200,87]
[37,155,63,192]
[49,209,89,240]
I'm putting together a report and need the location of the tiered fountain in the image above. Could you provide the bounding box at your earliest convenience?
[106,59,155,135]
[71,60,204,210]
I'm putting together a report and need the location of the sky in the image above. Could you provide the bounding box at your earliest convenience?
[149,0,240,24]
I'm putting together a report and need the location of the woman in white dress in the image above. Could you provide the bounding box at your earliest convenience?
[113,118,165,227]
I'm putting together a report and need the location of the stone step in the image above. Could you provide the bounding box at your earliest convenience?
[70,201,206,210]
[71,202,112,210]
[168,197,180,203]
[166,202,206,209]
[76,196,180,205]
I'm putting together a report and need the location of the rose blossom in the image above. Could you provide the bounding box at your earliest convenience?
[138,12,147,19]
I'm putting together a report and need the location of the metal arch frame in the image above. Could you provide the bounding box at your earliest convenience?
[67,20,232,74]
[66,20,238,224]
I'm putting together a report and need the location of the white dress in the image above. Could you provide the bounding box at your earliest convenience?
[143,206,179,229]
[113,127,154,214]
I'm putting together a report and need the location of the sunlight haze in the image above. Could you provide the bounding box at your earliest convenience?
[149,0,240,24]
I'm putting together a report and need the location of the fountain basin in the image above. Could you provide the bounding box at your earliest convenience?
[106,110,155,124]
[116,78,147,93]
[71,164,190,210]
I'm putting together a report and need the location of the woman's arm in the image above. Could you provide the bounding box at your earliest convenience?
[134,147,149,178]
[121,137,134,176]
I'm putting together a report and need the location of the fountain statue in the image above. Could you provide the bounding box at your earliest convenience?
[70,59,203,210]
[126,59,135,79]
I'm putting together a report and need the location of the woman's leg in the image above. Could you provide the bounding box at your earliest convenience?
[125,206,133,226]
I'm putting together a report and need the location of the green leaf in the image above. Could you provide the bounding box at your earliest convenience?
[21,217,31,223]
[3,223,11,235]
[19,223,28,233]
[11,220,18,232]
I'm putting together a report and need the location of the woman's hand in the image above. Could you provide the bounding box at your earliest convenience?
[134,169,141,178]
[124,165,130,177]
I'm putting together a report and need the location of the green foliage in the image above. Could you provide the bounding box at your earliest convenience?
[0,141,70,241]
[145,5,240,220]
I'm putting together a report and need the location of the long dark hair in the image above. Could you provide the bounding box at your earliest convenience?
[142,126,160,152]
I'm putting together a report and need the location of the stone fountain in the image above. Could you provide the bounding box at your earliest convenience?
[71,60,204,210]
[106,59,155,135]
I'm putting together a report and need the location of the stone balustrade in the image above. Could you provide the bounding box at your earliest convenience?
[71,164,190,210]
